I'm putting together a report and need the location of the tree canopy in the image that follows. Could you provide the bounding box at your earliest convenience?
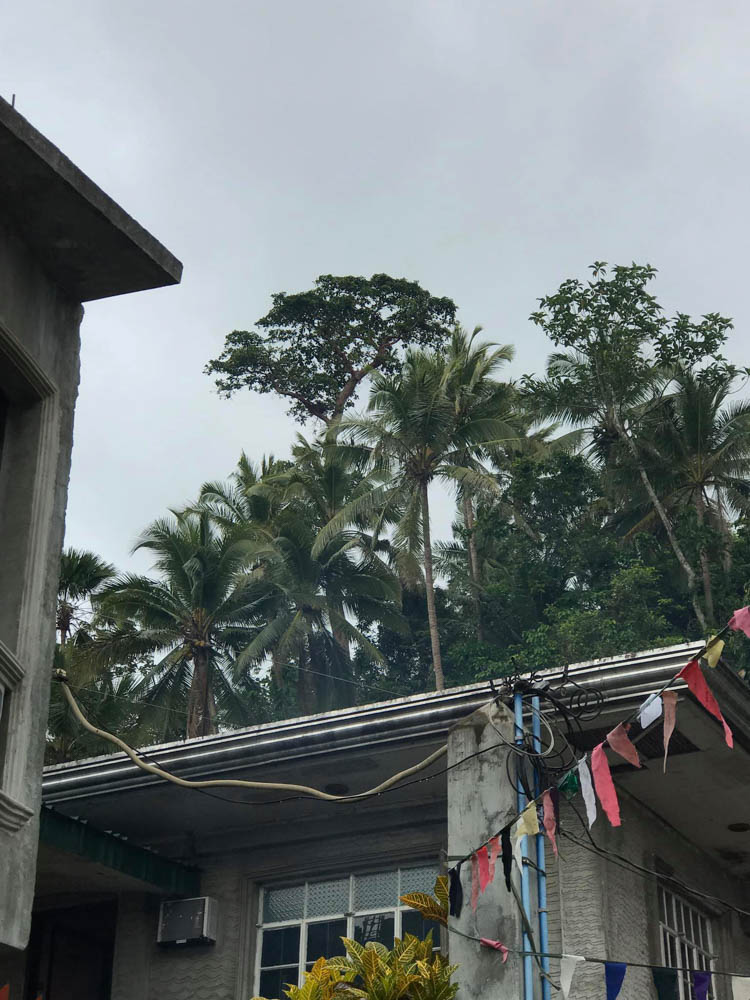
[206,274,457,424]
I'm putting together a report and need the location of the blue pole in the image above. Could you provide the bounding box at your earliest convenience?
[532,695,551,1000]
[514,691,534,1000]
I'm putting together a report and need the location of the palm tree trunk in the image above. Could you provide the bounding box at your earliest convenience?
[420,481,445,691]
[297,640,315,714]
[695,492,715,626]
[462,493,485,642]
[612,412,707,632]
[187,646,212,739]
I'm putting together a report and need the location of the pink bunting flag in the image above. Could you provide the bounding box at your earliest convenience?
[542,789,558,856]
[591,742,621,827]
[477,844,492,894]
[730,606,750,638]
[606,722,641,768]
[662,690,678,773]
[471,852,479,912]
[488,835,500,881]
[480,938,509,963]
[678,659,733,748]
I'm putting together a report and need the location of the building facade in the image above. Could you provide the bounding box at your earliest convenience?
[0,96,181,953]
[2,642,749,999]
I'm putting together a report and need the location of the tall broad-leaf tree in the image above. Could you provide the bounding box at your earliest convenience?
[525,261,734,633]
[206,274,457,425]
[326,348,515,690]
[90,512,269,739]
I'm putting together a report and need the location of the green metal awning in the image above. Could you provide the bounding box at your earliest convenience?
[40,807,200,896]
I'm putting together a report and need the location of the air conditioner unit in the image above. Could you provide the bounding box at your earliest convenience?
[157,896,217,947]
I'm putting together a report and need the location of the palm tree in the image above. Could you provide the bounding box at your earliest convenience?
[618,366,750,624]
[442,327,516,639]
[329,347,515,690]
[90,511,268,739]
[56,548,116,645]
[212,443,402,712]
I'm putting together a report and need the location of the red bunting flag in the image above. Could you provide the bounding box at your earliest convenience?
[0,986,8,1000]
[591,742,621,827]
[471,852,479,912]
[729,606,750,638]
[480,938,509,962]
[678,659,733,748]
[542,789,558,856]
[606,723,641,768]
[488,835,500,881]
[477,844,492,894]
[662,690,678,773]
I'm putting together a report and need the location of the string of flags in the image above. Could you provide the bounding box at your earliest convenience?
[466,939,750,999]
[448,606,750,920]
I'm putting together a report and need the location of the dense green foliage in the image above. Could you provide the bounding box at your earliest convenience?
[50,265,750,759]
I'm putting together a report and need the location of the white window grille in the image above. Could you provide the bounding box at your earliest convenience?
[255,865,439,997]
[658,885,716,1000]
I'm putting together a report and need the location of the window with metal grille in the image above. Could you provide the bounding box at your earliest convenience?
[256,866,440,997]
[658,885,715,1000]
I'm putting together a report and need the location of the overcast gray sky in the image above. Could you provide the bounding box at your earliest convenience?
[5,0,749,572]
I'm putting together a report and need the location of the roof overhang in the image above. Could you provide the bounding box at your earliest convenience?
[0,97,182,301]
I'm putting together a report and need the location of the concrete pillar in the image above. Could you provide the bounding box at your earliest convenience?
[448,702,523,1000]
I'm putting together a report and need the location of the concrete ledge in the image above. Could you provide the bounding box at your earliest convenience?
[0,97,182,302]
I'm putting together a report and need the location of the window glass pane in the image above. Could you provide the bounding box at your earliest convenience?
[308,879,350,918]
[401,909,441,946]
[264,885,306,922]
[400,866,437,896]
[355,871,398,911]
[260,967,298,997]
[354,912,394,949]
[261,926,301,967]
[306,919,347,964]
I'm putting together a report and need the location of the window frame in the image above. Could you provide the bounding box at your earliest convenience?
[255,866,440,995]
[658,884,716,1000]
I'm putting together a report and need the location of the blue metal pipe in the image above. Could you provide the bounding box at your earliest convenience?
[532,696,551,1000]
[514,691,534,1000]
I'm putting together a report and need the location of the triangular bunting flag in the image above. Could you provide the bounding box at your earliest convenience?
[704,636,724,668]
[477,844,491,894]
[0,986,8,1000]
[501,825,513,891]
[732,976,750,999]
[479,938,509,962]
[591,743,621,827]
[470,852,479,912]
[729,606,750,638]
[542,788,558,856]
[488,835,500,881]
[652,966,679,999]
[639,692,662,729]
[605,962,627,999]
[449,863,463,917]
[516,801,540,839]
[663,690,677,773]
[692,971,712,1000]
[606,722,641,768]
[678,659,733,748]
[560,955,584,998]
[578,755,597,828]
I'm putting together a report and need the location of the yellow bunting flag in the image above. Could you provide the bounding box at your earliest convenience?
[704,636,725,668]
[515,802,540,839]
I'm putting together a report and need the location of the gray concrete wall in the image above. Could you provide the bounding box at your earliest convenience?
[0,213,82,951]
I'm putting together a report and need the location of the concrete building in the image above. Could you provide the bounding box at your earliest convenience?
[0,97,181,954]
[2,642,749,999]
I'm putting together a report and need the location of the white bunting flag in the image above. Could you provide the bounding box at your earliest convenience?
[733,977,750,1000]
[578,755,597,829]
[638,693,663,729]
[560,955,585,999]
